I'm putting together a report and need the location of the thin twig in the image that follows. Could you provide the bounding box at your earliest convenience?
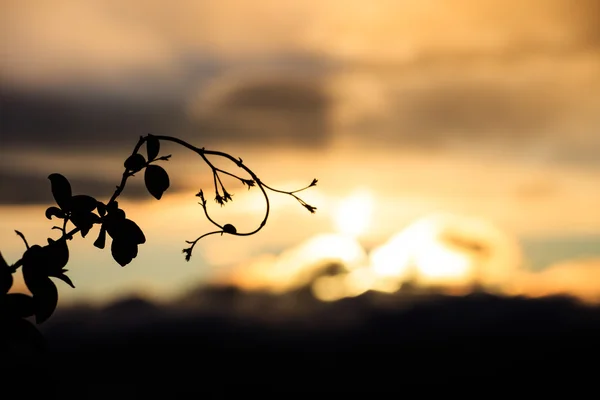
[14,230,29,250]
[7,134,317,271]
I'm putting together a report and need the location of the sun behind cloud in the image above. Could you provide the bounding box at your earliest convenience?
[369,212,523,291]
[333,188,375,238]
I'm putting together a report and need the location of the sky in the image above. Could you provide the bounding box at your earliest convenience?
[1,0,599,306]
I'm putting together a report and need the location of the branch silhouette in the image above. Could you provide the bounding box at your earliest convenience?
[0,134,317,353]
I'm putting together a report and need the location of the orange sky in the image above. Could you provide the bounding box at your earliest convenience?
[1,0,599,305]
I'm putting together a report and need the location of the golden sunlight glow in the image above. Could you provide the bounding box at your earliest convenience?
[312,275,348,302]
[415,242,473,283]
[334,189,374,238]
[368,212,522,289]
[369,215,474,287]
[311,266,378,302]
[216,212,525,301]
[215,233,368,293]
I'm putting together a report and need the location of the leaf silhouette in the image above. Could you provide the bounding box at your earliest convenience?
[105,201,126,219]
[97,202,107,217]
[22,245,46,295]
[45,206,65,220]
[120,219,146,244]
[124,153,147,173]
[31,277,58,324]
[111,238,138,267]
[21,241,74,293]
[93,227,106,249]
[22,244,61,323]
[103,211,126,239]
[102,210,144,266]
[48,173,72,211]
[146,134,160,161]
[144,165,170,200]
[70,195,98,214]
[70,212,100,238]
[51,273,75,289]
[45,239,69,274]
[0,252,12,294]
[5,293,35,318]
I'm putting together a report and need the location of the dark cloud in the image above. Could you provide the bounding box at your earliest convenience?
[343,72,600,168]
[563,0,600,50]
[0,87,187,151]
[1,73,332,153]
[402,82,552,139]
[221,79,327,111]
[355,80,560,146]
[188,77,332,148]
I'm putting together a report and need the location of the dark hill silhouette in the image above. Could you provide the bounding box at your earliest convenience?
[16,286,598,397]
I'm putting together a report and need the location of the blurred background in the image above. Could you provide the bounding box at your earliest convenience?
[1,0,600,390]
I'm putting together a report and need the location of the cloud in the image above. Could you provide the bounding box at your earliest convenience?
[211,233,368,293]
[4,0,598,89]
[209,213,525,301]
[0,0,318,90]
[2,0,599,163]
[304,0,600,61]
[185,74,332,148]
[507,258,600,303]
[327,54,600,169]
[1,67,332,151]
[0,87,187,151]
[0,0,335,161]
[209,212,600,305]
[2,0,599,234]
[371,79,558,144]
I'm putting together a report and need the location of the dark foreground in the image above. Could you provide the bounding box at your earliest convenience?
[4,287,600,397]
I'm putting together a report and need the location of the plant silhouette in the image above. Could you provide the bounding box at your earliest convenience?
[0,134,317,355]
